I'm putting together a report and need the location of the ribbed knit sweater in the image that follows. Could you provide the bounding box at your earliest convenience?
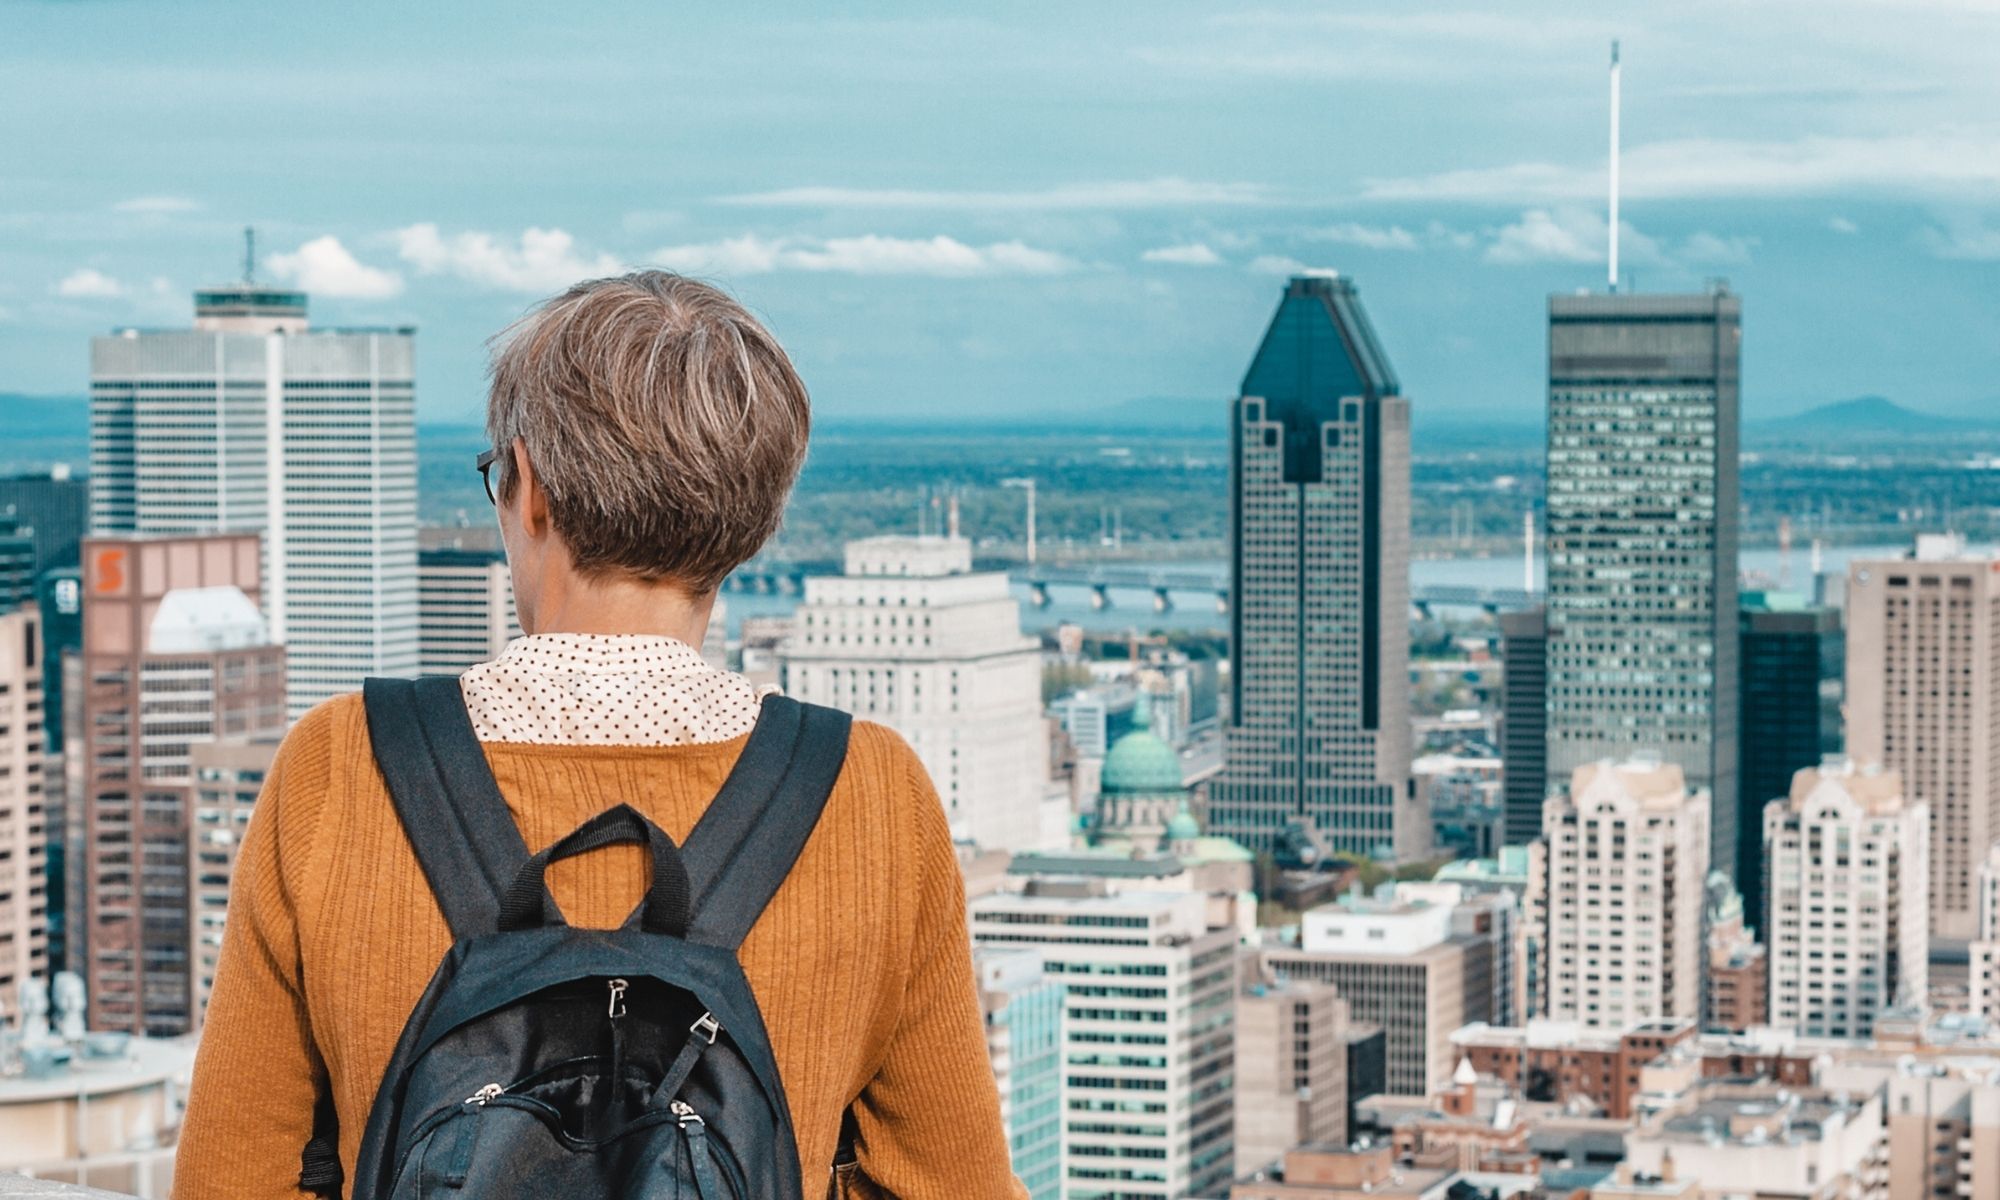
[173,693,1025,1198]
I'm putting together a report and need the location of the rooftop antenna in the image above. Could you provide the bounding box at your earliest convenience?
[1608,40,1621,293]
[243,226,257,285]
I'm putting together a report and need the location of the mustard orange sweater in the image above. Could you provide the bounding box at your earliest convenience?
[174,695,1025,1199]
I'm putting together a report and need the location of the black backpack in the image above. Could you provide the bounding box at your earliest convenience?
[303,677,853,1200]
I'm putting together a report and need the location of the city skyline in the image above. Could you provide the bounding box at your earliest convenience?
[4,1,1998,427]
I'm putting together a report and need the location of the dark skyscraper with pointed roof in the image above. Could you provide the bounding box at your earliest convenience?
[1210,274,1413,861]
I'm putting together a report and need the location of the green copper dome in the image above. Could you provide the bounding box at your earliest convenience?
[1101,694,1185,796]
[1164,800,1201,843]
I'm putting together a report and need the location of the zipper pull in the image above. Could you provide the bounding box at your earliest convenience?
[465,1083,504,1106]
[671,1099,702,1125]
[607,977,629,1019]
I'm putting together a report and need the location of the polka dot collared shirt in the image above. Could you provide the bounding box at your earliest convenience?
[458,633,772,746]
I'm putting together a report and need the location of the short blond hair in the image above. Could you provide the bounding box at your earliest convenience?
[486,271,810,592]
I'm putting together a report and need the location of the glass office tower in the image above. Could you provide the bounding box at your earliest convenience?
[1210,274,1413,862]
[1544,287,1741,882]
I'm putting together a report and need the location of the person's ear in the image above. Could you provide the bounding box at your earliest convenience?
[509,438,550,538]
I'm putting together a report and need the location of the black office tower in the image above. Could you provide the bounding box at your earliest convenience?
[1500,607,1548,846]
[1738,591,1843,929]
[1210,274,1413,862]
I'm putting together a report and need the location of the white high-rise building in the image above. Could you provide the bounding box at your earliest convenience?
[90,283,418,717]
[971,883,1235,1198]
[1542,759,1709,1031]
[1763,760,1928,1039]
[783,536,1060,852]
[0,606,46,998]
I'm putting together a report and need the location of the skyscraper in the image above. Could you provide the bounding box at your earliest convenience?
[1542,759,1709,1031]
[0,469,88,575]
[80,532,287,1035]
[1763,761,1927,1038]
[89,283,418,718]
[1738,591,1844,923]
[1210,273,1412,863]
[1845,535,2000,942]
[1544,288,1741,884]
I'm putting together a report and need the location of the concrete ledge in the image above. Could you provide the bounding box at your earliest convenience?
[0,1178,135,1198]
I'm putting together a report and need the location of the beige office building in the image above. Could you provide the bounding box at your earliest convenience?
[1883,1063,2000,1200]
[1234,969,1348,1176]
[1846,537,2000,941]
[1543,759,1709,1031]
[1261,888,1489,1097]
[0,605,47,996]
[1764,761,1928,1039]
[416,546,519,674]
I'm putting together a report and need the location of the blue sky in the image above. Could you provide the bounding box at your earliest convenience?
[4,0,1997,424]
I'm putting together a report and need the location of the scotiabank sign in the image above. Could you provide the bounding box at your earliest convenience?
[89,547,128,595]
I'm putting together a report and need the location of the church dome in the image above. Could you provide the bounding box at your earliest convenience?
[1101,694,1184,796]
[1164,802,1201,843]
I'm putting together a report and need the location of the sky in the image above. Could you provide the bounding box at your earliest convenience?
[3,0,1997,426]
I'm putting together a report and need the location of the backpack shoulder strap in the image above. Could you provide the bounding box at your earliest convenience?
[362,675,531,941]
[681,693,852,949]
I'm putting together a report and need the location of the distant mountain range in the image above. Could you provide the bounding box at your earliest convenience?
[1752,395,1997,435]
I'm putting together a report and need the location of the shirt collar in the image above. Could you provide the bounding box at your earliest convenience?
[492,633,716,675]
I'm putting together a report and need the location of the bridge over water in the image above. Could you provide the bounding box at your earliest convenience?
[724,560,1538,614]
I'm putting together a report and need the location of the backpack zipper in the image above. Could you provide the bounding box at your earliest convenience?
[606,978,629,1019]
[465,1083,504,1106]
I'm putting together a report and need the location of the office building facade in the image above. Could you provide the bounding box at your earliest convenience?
[1846,537,2000,942]
[90,284,417,717]
[417,546,520,674]
[188,734,280,1028]
[1542,759,1709,1031]
[1763,761,1927,1038]
[975,947,1063,1200]
[0,470,88,576]
[1234,971,1348,1176]
[971,884,1236,1198]
[1738,592,1844,924]
[0,607,47,998]
[1544,289,1740,885]
[1499,607,1548,847]
[784,536,1059,853]
[79,533,287,1034]
[1210,274,1413,863]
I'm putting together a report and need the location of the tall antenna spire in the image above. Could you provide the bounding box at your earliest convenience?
[243,226,257,285]
[1608,40,1621,293]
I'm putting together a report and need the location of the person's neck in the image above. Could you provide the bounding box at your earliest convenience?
[525,577,714,647]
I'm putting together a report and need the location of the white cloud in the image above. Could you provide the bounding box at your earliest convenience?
[55,268,126,299]
[1363,132,2000,203]
[112,195,200,215]
[266,236,404,299]
[651,233,1075,277]
[1246,254,1312,275]
[398,224,623,292]
[1484,207,1663,266]
[1828,216,1861,234]
[1140,243,1223,266]
[1678,232,1758,264]
[718,178,1275,210]
[1310,222,1421,251]
[1920,219,2000,261]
